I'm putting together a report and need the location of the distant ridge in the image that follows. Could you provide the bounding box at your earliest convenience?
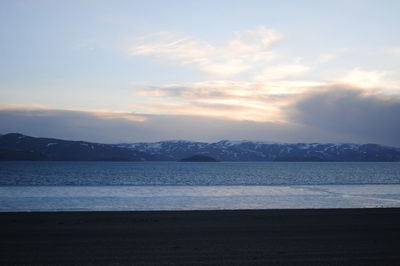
[118,139,400,162]
[0,133,157,161]
[1,133,400,161]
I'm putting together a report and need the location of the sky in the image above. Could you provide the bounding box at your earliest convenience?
[0,0,400,145]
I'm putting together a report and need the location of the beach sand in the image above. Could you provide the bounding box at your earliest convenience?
[1,208,400,265]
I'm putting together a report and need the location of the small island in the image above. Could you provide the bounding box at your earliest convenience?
[179,154,218,162]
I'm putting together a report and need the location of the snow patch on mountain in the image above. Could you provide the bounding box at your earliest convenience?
[117,140,400,162]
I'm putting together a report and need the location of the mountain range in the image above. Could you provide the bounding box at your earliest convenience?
[1,133,400,162]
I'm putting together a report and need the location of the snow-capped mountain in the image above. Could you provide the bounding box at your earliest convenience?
[1,133,399,161]
[118,140,400,162]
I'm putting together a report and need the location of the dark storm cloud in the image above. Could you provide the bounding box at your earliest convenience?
[289,86,400,146]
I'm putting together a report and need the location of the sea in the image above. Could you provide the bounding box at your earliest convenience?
[1,161,400,212]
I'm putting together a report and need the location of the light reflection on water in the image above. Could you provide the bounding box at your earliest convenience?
[1,185,400,211]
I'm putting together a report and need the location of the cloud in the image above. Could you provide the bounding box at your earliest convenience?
[3,27,400,145]
[0,105,146,122]
[336,68,400,97]
[0,108,148,143]
[135,74,323,123]
[290,85,400,146]
[129,26,281,77]
[338,68,392,90]
[1,93,400,146]
[0,106,306,143]
[135,80,301,122]
[128,28,400,126]
[87,110,146,122]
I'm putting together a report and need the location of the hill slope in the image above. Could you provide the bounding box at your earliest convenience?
[0,133,155,161]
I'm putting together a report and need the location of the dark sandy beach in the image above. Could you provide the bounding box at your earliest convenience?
[1,208,400,265]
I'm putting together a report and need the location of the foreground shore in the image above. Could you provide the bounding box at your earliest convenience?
[1,208,400,265]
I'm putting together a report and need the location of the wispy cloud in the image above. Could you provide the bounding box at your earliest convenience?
[0,105,146,122]
[87,110,146,122]
[135,79,309,122]
[129,26,281,78]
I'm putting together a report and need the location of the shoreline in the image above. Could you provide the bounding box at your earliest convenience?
[1,206,400,213]
[1,208,400,265]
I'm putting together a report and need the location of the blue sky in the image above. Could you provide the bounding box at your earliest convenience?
[1,0,400,145]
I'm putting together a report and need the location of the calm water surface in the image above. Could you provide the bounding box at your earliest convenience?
[1,161,400,211]
[1,161,400,186]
